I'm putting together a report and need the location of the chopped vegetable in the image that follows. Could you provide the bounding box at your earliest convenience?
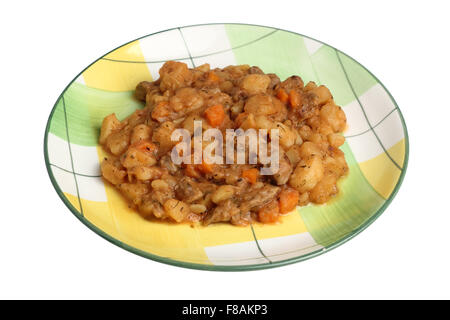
[288,90,302,109]
[184,164,201,179]
[242,168,259,184]
[207,71,220,82]
[276,88,289,103]
[196,161,214,174]
[258,200,280,223]
[204,104,225,127]
[278,188,300,213]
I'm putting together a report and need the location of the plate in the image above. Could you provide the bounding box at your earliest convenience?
[44,23,409,270]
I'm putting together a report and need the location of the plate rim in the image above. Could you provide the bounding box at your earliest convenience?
[43,22,410,271]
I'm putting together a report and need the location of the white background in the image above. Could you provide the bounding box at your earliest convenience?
[1,0,449,299]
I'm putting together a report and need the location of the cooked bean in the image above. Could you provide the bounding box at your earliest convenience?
[151,179,169,191]
[190,204,207,214]
[211,185,236,204]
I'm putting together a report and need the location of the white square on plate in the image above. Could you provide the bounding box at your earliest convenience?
[205,241,268,266]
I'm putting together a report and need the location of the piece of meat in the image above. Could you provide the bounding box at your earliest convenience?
[175,177,204,203]
[278,75,304,91]
[248,66,264,74]
[272,155,293,185]
[203,91,233,109]
[135,81,155,101]
[159,155,178,174]
[239,184,281,213]
[231,88,249,103]
[267,73,281,90]
[151,201,166,219]
[287,91,319,123]
[197,182,218,194]
[230,211,253,226]
[299,92,320,120]
[203,199,240,225]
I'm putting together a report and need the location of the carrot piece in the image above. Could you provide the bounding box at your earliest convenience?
[258,200,280,223]
[196,161,214,174]
[288,90,302,109]
[242,168,259,184]
[278,188,300,214]
[277,88,289,103]
[185,164,201,179]
[204,104,225,127]
[208,71,220,82]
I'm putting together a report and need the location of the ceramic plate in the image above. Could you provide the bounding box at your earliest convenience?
[44,23,409,270]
